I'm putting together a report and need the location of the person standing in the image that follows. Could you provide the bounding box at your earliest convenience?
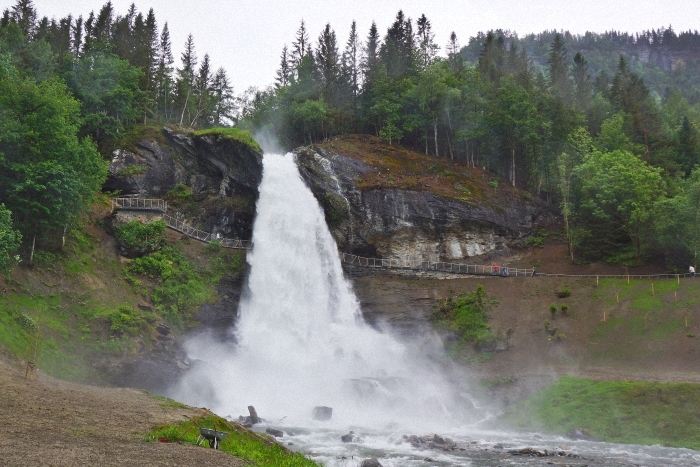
[690,265,696,278]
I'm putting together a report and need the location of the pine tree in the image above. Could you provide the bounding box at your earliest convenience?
[211,67,235,125]
[416,14,438,69]
[316,23,341,104]
[362,21,381,89]
[275,44,291,88]
[291,19,309,68]
[547,33,572,101]
[176,33,197,126]
[155,22,174,121]
[572,52,592,111]
[447,31,462,72]
[72,15,83,56]
[343,20,360,99]
[10,0,37,37]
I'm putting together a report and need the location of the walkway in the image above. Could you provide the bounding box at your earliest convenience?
[111,198,253,250]
[111,198,692,278]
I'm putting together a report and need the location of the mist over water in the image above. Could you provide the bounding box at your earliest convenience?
[170,153,700,466]
[171,153,476,430]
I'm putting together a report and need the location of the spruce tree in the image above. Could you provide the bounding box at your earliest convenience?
[275,44,291,88]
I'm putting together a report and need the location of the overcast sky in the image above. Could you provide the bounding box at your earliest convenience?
[30,0,700,93]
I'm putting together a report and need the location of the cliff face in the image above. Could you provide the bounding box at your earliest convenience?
[104,127,263,240]
[296,135,553,262]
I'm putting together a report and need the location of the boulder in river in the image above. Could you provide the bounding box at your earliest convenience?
[341,431,355,443]
[266,428,284,437]
[312,406,333,421]
[360,459,383,467]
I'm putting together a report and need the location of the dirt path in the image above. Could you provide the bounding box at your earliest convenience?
[0,358,246,467]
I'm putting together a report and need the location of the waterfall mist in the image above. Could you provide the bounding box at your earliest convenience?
[170,153,480,431]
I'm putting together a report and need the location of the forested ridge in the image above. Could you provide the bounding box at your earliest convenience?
[2,0,700,273]
[233,14,700,269]
[0,0,235,271]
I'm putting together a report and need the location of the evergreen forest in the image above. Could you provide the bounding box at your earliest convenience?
[3,0,700,272]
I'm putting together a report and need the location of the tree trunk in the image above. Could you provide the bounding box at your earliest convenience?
[433,118,439,157]
[511,147,516,188]
[62,223,68,249]
[30,233,36,265]
[179,90,190,127]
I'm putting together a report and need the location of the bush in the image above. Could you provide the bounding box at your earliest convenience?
[560,304,569,315]
[125,247,214,323]
[549,304,557,318]
[106,306,156,338]
[114,220,166,252]
[557,288,571,298]
[489,180,499,189]
[433,285,498,349]
[165,183,193,203]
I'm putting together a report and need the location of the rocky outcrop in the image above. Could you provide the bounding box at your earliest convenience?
[104,127,263,240]
[295,144,552,262]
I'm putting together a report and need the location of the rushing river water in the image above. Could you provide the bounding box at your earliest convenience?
[171,153,700,467]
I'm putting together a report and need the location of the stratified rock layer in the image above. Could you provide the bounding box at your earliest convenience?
[296,143,552,262]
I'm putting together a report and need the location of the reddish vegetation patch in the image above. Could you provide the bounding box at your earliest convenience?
[316,135,532,207]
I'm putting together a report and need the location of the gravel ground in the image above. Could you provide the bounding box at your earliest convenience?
[0,358,246,467]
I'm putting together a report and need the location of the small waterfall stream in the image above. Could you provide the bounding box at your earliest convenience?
[171,153,700,467]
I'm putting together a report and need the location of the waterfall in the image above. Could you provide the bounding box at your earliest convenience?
[171,153,470,429]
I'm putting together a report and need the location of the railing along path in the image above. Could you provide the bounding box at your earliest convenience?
[111,198,693,278]
[111,197,252,250]
[341,253,692,279]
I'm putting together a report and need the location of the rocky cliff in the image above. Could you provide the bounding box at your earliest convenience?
[296,135,554,262]
[104,127,263,240]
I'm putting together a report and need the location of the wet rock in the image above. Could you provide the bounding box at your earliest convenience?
[312,406,333,421]
[341,431,355,443]
[404,434,424,447]
[507,447,548,457]
[266,428,284,437]
[248,406,260,425]
[492,444,504,449]
[360,459,383,467]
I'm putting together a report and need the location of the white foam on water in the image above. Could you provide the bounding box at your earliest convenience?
[171,152,475,431]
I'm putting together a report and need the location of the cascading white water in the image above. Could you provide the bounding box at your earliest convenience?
[171,153,474,430]
[170,153,700,467]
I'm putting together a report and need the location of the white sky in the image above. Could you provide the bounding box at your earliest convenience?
[29,0,700,93]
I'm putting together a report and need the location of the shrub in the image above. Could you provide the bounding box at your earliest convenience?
[489,180,499,189]
[125,247,214,323]
[433,285,498,349]
[549,304,557,318]
[561,304,569,315]
[165,183,193,203]
[557,288,571,298]
[114,220,166,252]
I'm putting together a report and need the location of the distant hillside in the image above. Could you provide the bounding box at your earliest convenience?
[461,28,700,102]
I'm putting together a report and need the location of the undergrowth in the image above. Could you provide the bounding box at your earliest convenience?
[502,376,700,450]
[433,285,503,351]
[144,415,319,467]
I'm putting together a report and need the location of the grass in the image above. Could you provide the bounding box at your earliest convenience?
[193,127,262,155]
[502,376,700,450]
[144,415,319,467]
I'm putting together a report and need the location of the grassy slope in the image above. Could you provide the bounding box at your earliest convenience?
[147,415,319,467]
[503,376,700,450]
[0,203,244,383]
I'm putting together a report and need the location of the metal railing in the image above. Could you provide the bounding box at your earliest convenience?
[111,197,252,250]
[162,213,253,250]
[340,253,533,277]
[112,198,168,212]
